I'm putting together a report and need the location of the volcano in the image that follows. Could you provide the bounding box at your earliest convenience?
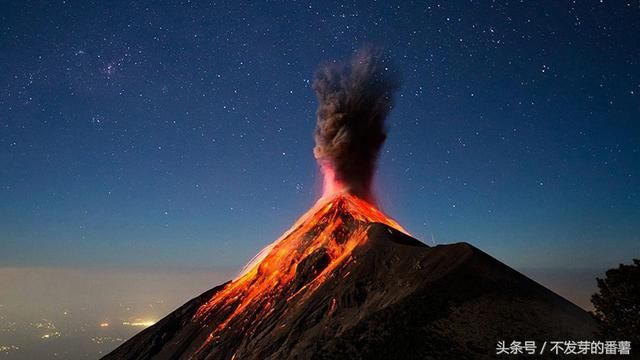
[103,192,596,360]
[104,49,596,359]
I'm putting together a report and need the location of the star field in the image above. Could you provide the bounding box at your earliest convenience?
[1,0,638,270]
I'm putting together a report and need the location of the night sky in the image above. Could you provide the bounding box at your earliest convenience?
[2,1,639,272]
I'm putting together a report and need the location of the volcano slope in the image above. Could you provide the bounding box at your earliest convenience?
[104,193,596,360]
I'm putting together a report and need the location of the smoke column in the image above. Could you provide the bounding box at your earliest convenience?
[313,47,400,202]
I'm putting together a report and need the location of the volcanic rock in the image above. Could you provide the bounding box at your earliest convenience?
[104,194,596,359]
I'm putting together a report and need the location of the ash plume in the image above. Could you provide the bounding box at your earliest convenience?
[313,47,400,202]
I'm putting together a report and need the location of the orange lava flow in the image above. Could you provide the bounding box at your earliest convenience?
[192,192,407,354]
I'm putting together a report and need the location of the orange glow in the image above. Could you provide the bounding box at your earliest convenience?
[320,164,347,197]
[193,192,407,354]
[99,322,110,327]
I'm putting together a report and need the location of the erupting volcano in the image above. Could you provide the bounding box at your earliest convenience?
[104,49,596,360]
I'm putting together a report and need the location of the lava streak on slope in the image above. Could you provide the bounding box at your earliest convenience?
[189,48,406,357]
[192,192,406,356]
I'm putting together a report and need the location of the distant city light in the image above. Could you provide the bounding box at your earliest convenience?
[40,332,60,339]
[122,320,156,327]
[0,345,20,355]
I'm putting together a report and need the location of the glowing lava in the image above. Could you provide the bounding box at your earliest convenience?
[192,192,406,354]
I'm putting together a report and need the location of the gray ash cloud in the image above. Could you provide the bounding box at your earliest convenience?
[312,47,400,201]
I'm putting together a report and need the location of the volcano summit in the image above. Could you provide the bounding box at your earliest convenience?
[104,193,595,359]
[104,50,596,359]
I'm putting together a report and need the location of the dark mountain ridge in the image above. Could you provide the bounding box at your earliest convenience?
[104,194,596,359]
